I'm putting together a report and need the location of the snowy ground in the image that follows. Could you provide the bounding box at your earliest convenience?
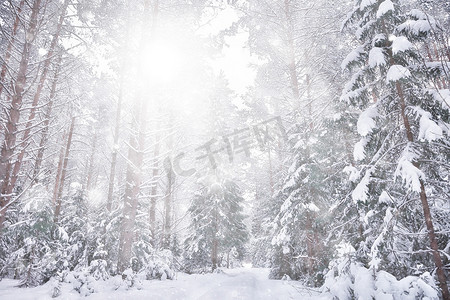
[0,268,326,300]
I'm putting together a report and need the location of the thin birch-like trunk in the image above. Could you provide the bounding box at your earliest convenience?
[0,0,42,232]
[54,117,75,223]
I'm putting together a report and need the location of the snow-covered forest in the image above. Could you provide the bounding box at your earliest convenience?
[0,0,449,299]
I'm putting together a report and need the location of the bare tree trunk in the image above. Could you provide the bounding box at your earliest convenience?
[106,0,135,212]
[149,0,162,242]
[0,0,42,232]
[283,0,320,278]
[149,136,160,246]
[117,107,146,272]
[211,200,219,271]
[212,238,218,271]
[306,74,314,129]
[52,132,66,207]
[9,0,69,193]
[85,132,97,191]
[267,147,274,195]
[305,73,318,275]
[54,117,75,223]
[396,81,449,300]
[117,0,155,273]
[385,36,449,298]
[163,161,173,249]
[419,183,449,300]
[162,122,174,249]
[305,213,315,275]
[32,54,63,183]
[106,68,125,211]
[0,0,25,99]
[106,103,121,211]
[287,38,300,102]
[284,0,300,102]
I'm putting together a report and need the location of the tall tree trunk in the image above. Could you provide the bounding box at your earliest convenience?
[287,37,300,102]
[212,236,218,271]
[284,0,320,277]
[117,104,147,272]
[54,117,75,223]
[211,200,219,271]
[149,135,160,246]
[52,131,66,207]
[162,120,174,249]
[267,147,274,195]
[418,183,449,300]
[211,232,219,271]
[0,0,25,99]
[0,0,42,232]
[306,73,314,129]
[106,86,122,212]
[396,81,449,300]
[106,0,134,212]
[32,53,63,183]
[85,132,97,191]
[117,0,155,273]
[9,0,69,193]
[284,0,300,102]
[386,39,449,298]
[304,73,318,275]
[163,159,173,249]
[305,212,314,275]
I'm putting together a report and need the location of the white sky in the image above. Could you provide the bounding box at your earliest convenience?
[199,6,261,95]
[62,4,259,96]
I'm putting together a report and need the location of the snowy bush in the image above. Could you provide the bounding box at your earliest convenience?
[88,242,109,281]
[49,277,62,298]
[322,257,440,299]
[141,250,176,280]
[121,268,143,289]
[64,270,99,296]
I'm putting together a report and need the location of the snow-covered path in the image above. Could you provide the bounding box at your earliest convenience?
[0,268,325,300]
[163,268,320,300]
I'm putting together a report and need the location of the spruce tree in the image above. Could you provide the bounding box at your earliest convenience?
[341,1,449,297]
[270,113,354,286]
[184,177,249,273]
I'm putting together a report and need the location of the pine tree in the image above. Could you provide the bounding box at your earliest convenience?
[270,113,355,286]
[59,183,89,271]
[341,1,449,297]
[250,183,281,268]
[1,184,66,286]
[184,176,249,273]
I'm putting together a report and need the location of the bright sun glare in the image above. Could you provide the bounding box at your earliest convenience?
[141,42,182,83]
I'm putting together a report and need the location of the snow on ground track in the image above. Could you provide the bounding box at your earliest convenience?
[195,268,318,300]
[197,269,282,299]
[0,268,323,300]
